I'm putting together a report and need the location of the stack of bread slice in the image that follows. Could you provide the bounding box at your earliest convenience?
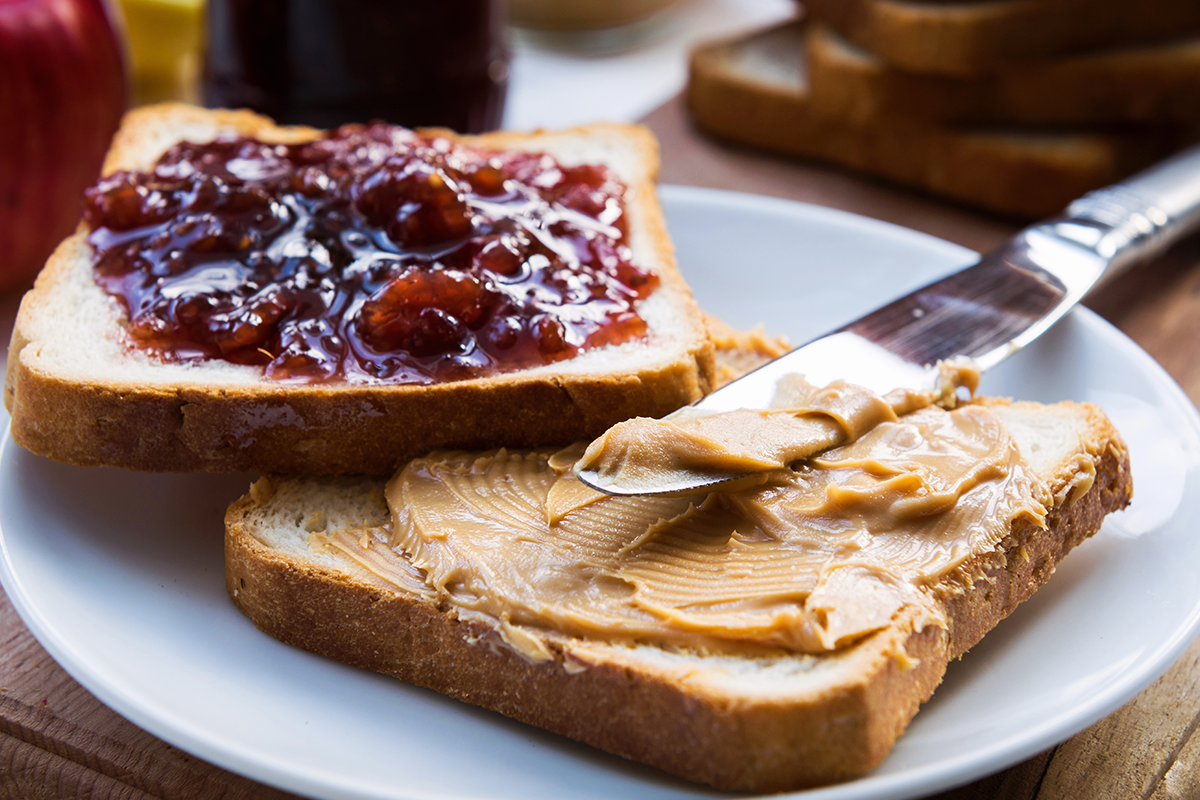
[687,0,1200,217]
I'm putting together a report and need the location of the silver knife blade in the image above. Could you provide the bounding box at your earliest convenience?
[688,221,1105,414]
[577,145,1200,496]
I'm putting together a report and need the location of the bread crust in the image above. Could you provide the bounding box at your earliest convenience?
[804,0,1200,77]
[224,400,1132,791]
[5,310,710,473]
[5,104,715,474]
[806,22,1200,126]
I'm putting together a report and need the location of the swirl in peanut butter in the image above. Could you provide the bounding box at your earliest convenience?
[381,379,1051,660]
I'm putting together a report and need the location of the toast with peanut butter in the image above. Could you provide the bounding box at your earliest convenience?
[4,103,715,474]
[224,381,1132,791]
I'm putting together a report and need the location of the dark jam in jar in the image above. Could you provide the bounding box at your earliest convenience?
[202,0,508,133]
[82,124,659,384]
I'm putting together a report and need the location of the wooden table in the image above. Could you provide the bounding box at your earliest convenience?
[4,94,1200,799]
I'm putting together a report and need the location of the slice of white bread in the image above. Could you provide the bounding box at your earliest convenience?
[807,22,1200,126]
[804,0,1200,77]
[4,103,715,475]
[686,20,1189,218]
[224,398,1132,791]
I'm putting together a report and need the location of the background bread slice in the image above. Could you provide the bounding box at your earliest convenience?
[4,103,715,475]
[807,22,1200,126]
[224,398,1132,791]
[804,0,1200,76]
[686,20,1188,218]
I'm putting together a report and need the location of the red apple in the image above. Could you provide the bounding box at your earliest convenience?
[0,0,126,290]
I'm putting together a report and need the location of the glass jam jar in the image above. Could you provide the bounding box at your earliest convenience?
[202,0,508,132]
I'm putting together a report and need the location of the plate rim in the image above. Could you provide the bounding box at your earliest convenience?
[2,185,1199,800]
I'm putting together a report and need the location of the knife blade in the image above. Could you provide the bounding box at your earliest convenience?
[577,144,1200,496]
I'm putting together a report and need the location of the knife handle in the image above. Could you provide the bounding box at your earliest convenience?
[1061,144,1200,284]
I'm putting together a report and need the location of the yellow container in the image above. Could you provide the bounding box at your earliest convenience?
[116,0,204,104]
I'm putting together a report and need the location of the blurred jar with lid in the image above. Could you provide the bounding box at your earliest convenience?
[202,0,509,132]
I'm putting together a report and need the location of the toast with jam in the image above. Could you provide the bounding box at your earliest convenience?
[224,369,1132,791]
[4,103,715,474]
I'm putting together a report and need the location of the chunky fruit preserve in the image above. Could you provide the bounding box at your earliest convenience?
[82,124,659,383]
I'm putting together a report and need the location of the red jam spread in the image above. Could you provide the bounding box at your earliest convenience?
[81,124,659,383]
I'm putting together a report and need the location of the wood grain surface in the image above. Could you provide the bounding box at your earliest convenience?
[2,93,1199,799]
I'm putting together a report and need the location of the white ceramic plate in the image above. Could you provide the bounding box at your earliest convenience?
[3,186,1200,800]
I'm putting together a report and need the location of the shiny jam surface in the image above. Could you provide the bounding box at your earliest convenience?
[82,124,658,383]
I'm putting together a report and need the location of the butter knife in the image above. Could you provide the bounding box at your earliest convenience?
[577,145,1200,496]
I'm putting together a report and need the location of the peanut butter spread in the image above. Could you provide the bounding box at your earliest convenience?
[366,377,1052,661]
[575,377,907,496]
